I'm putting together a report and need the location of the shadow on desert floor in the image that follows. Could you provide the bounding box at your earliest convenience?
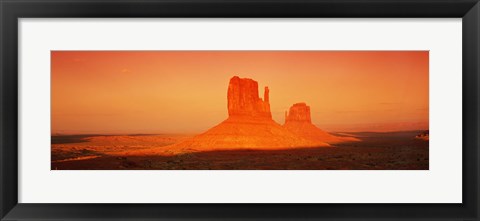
[51,131,428,170]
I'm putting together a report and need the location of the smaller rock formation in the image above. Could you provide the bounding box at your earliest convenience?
[415,130,429,141]
[284,103,359,144]
[285,103,312,123]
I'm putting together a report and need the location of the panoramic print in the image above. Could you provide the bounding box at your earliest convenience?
[51,51,429,170]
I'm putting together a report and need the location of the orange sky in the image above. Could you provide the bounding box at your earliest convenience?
[51,51,429,134]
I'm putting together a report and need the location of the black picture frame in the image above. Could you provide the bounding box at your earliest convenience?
[1,0,479,220]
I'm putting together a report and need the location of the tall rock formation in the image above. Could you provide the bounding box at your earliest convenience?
[227,76,272,119]
[284,103,359,144]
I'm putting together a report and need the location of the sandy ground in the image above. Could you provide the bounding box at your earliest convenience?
[51,131,428,170]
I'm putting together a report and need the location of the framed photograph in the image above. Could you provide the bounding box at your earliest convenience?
[1,0,479,220]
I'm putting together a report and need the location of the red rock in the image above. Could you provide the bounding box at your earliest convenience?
[162,76,329,153]
[285,103,312,124]
[127,76,359,155]
[415,130,429,141]
[227,76,271,119]
[284,103,359,144]
[167,117,328,152]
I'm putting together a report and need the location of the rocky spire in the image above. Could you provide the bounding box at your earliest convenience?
[264,87,270,102]
[227,76,272,119]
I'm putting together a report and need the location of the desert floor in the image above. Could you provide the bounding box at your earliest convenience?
[51,131,428,170]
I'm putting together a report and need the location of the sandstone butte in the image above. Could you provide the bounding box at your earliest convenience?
[125,76,358,155]
[283,103,360,144]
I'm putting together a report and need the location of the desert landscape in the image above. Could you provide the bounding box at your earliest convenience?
[51,131,428,170]
[52,75,428,170]
[51,51,429,170]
